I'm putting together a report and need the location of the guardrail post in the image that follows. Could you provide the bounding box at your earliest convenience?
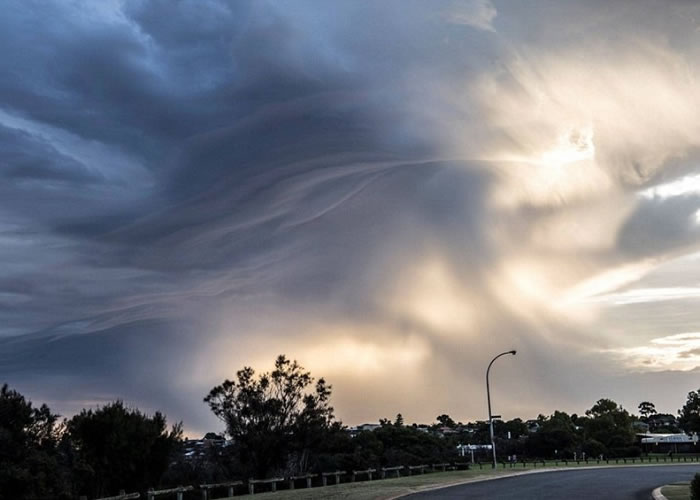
[306,476,312,488]
[228,486,234,497]
[147,489,154,500]
[249,481,254,495]
[289,478,295,490]
[271,481,276,492]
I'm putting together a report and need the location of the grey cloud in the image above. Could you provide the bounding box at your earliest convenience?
[0,125,99,183]
[618,195,700,258]
[4,0,700,433]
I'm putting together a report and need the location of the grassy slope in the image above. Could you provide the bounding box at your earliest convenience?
[661,482,690,500]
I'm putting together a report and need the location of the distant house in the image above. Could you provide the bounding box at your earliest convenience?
[437,426,458,436]
[181,433,228,461]
[639,432,699,453]
[632,420,650,433]
[525,420,540,433]
[348,423,381,437]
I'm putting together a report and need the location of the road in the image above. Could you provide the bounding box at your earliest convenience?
[405,464,700,499]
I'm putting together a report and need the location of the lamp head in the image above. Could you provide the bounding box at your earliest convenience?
[509,350,517,355]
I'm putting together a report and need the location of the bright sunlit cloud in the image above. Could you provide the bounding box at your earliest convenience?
[641,174,700,200]
[586,287,700,306]
[609,333,700,371]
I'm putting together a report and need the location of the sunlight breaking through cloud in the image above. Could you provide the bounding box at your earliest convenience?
[609,333,700,371]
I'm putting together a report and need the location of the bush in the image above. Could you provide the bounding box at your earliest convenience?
[582,439,606,458]
[691,473,700,500]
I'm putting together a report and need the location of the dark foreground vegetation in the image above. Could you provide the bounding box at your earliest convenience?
[4,354,700,499]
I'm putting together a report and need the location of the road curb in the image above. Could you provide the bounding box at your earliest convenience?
[388,463,700,500]
[651,486,667,500]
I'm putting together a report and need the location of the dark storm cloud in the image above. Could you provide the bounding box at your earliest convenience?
[4,0,700,434]
[0,0,482,430]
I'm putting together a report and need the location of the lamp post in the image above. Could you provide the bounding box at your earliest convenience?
[486,349,516,468]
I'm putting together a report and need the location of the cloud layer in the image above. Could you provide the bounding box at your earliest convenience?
[3,0,700,434]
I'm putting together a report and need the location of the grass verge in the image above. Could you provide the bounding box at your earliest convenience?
[661,482,690,500]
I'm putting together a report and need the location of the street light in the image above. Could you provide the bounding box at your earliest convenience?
[486,349,516,468]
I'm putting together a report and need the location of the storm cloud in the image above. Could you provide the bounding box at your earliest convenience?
[3,0,700,434]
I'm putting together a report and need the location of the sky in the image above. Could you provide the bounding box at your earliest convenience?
[3,0,700,436]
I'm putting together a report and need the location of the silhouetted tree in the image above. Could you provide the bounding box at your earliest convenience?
[436,414,456,428]
[526,411,578,458]
[679,389,700,434]
[65,401,182,498]
[582,399,636,456]
[0,384,68,500]
[204,355,335,478]
[638,401,657,420]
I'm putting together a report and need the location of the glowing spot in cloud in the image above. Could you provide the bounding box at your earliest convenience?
[539,127,595,166]
[488,125,610,208]
[609,332,700,371]
[450,42,700,209]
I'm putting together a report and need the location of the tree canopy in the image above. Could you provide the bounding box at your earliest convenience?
[0,384,66,500]
[679,389,700,434]
[65,401,182,498]
[204,354,335,478]
[638,401,656,419]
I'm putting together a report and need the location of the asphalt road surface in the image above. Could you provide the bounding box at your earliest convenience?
[405,465,700,499]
